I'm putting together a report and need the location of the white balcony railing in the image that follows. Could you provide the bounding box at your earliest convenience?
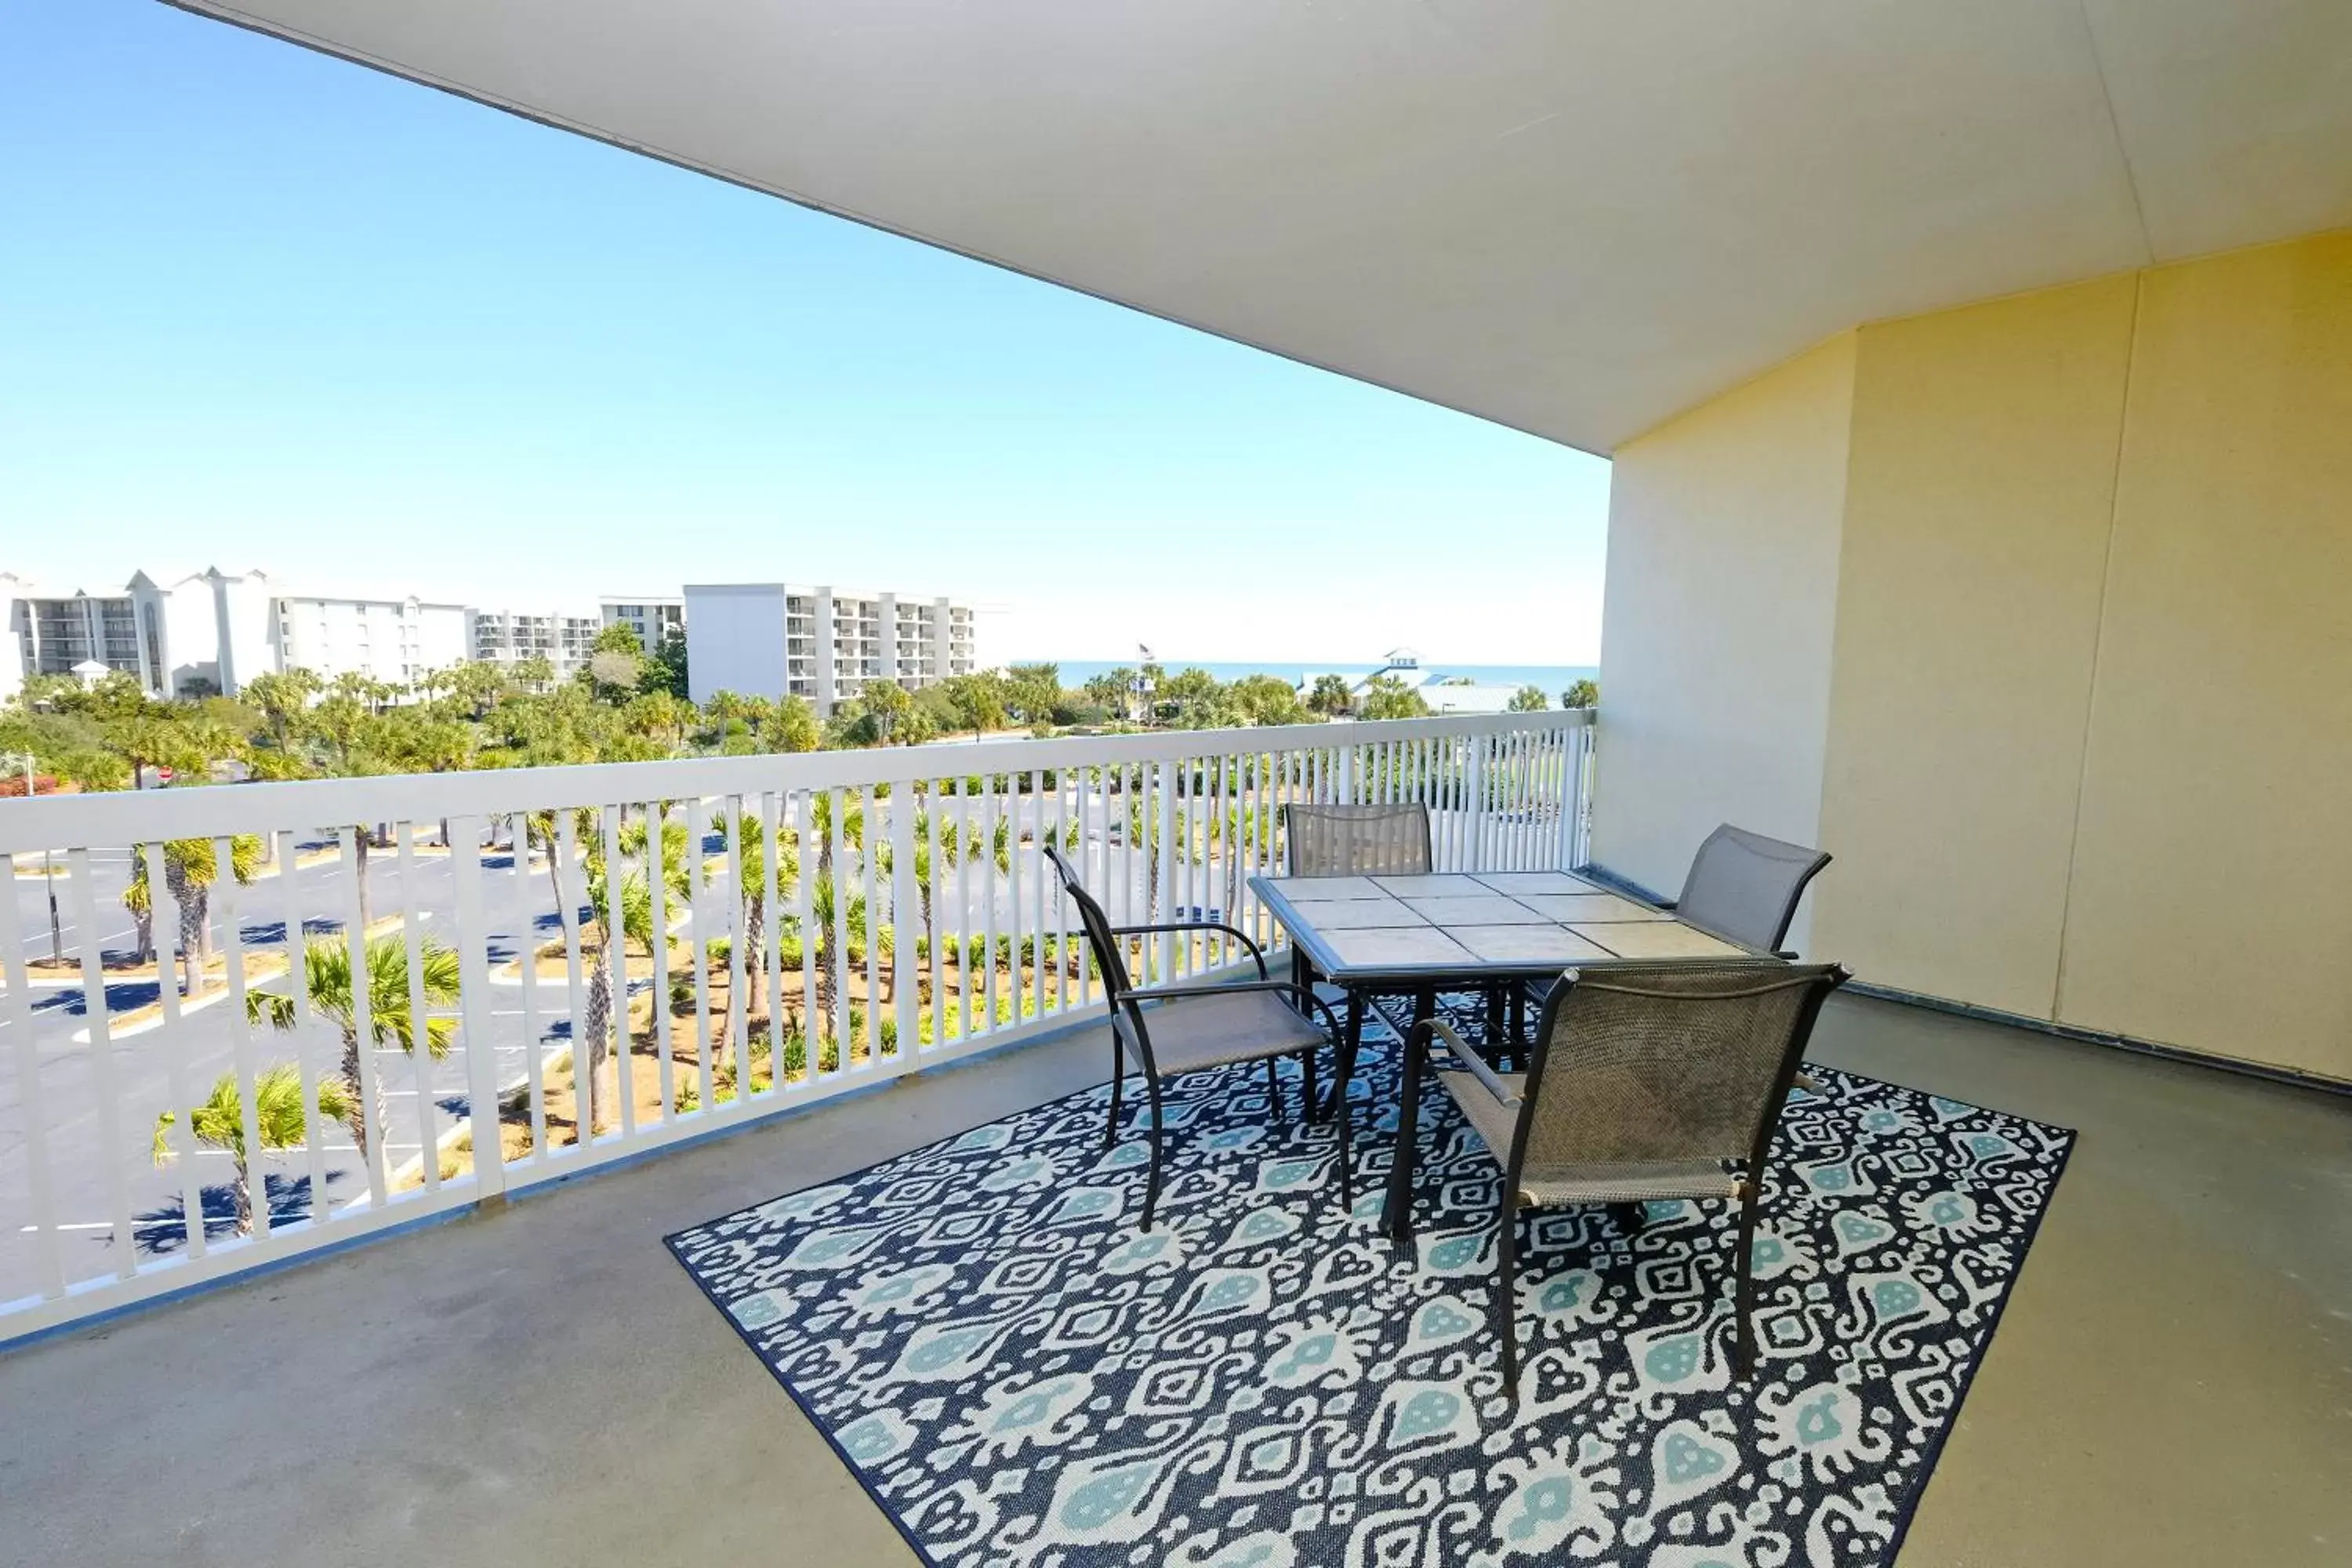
[0,712,1591,1342]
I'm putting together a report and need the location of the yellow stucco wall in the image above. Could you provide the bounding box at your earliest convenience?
[1812,275,2137,1018]
[2054,234,2352,1076]
[1596,229,2352,1080]
[1591,332,1854,946]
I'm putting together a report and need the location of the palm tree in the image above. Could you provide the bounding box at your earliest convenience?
[242,667,321,752]
[1208,797,1276,932]
[673,804,792,1059]
[578,851,652,1094]
[805,877,873,1036]
[908,806,980,1001]
[248,935,459,1163]
[154,1063,352,1236]
[1122,794,1207,981]
[126,836,263,996]
[1308,673,1355,717]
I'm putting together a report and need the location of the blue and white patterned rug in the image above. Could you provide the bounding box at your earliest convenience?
[668,1000,2073,1568]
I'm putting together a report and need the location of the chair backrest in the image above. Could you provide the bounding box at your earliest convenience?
[1512,962,1848,1190]
[1283,802,1433,877]
[1044,840,1133,1008]
[1675,824,1831,952]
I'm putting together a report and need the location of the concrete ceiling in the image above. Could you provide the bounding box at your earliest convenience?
[174,0,2352,455]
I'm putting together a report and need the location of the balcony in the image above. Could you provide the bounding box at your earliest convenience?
[13,3,2352,1563]
[0,707,2342,1568]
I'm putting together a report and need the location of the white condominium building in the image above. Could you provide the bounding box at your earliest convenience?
[274,594,473,689]
[3,567,275,700]
[471,608,601,678]
[599,596,685,655]
[682,583,977,713]
[4,568,608,702]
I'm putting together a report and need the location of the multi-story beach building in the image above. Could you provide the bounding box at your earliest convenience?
[682,583,978,713]
[4,567,278,699]
[598,596,686,655]
[470,608,602,679]
[274,593,473,690]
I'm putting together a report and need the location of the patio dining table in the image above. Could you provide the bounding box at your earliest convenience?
[1244,868,1784,1236]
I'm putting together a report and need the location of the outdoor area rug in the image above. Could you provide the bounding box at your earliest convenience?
[668,1000,2074,1568]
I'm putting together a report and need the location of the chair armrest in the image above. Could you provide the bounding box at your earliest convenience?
[1121,979,1341,1038]
[1774,948,1800,961]
[1408,1016,1518,1105]
[1110,921,1268,978]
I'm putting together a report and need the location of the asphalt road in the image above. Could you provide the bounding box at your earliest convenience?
[2,786,1211,1307]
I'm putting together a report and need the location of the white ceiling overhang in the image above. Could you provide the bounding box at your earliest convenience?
[170,1,2352,454]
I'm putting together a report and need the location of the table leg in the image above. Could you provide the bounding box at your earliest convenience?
[1325,989,1364,1123]
[1381,988,1437,1240]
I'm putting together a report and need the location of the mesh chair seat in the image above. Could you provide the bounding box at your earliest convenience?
[1437,1071,1742,1205]
[1119,989,1331,1076]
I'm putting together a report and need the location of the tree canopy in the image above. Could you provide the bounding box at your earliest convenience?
[5,649,1540,798]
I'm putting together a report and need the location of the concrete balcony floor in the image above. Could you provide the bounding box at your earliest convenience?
[2,996,2346,1567]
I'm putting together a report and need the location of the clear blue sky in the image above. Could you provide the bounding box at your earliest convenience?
[0,0,1611,666]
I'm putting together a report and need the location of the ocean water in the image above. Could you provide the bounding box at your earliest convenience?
[1043,659,1598,691]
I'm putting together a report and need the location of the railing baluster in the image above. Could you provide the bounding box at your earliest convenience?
[687,797,715,1107]
[513,812,546,1161]
[724,795,750,1102]
[0,853,68,1295]
[889,782,915,1059]
[1007,775,1025,1021]
[68,847,136,1275]
[396,824,437,1198]
[762,791,785,1091]
[554,811,592,1146]
[289,829,334,1223]
[1524,729,1541,867]
[604,804,637,1138]
[140,843,204,1261]
[827,788,851,1061]
[793,789,818,1080]
[648,800,673,1117]
[981,777,1002,1033]
[448,818,504,1200]
[1156,760,1178,982]
[210,836,268,1241]
[926,782,945,1051]
[855,785,877,1059]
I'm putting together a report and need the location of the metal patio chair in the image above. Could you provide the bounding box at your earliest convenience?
[1394,960,1849,1393]
[1668,823,1834,956]
[1284,800,1435,880]
[1525,822,1832,1026]
[1045,841,1352,1229]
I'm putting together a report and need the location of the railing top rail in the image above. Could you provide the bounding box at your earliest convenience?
[0,710,1589,851]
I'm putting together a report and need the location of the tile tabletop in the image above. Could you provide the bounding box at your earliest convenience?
[1301,898,1432,930]
[1370,873,1490,898]
[1446,924,1620,964]
[1468,871,1608,896]
[1272,875,1388,902]
[1510,891,1672,924]
[1250,868,1773,980]
[1401,894,1555,926]
[1569,920,1751,960]
[1320,925,1475,968]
